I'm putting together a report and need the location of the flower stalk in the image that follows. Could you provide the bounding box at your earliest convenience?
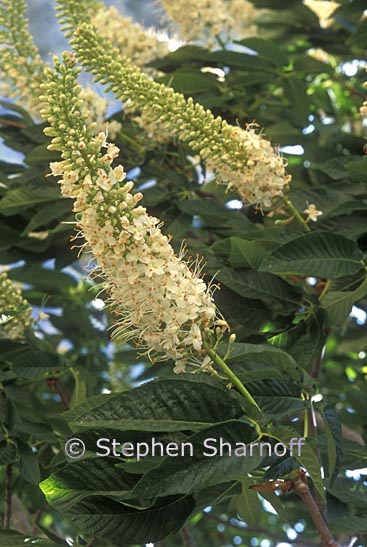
[203,341,261,411]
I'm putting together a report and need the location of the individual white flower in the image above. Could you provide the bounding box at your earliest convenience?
[303,202,323,222]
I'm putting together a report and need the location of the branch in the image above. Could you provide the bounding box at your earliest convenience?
[3,464,12,529]
[293,477,340,547]
[85,537,97,547]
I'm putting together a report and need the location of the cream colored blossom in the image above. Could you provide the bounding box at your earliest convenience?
[0,0,46,117]
[209,125,291,207]
[160,0,259,47]
[57,0,167,67]
[0,272,33,339]
[41,53,218,371]
[91,6,168,66]
[0,0,118,132]
[73,24,291,208]
[304,202,323,222]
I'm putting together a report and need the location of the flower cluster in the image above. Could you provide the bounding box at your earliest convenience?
[0,0,45,117]
[159,0,258,47]
[41,53,218,372]
[72,24,291,208]
[0,272,33,339]
[0,0,119,131]
[57,0,167,67]
[91,5,168,67]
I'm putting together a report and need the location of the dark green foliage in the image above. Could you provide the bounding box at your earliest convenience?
[0,1,366,546]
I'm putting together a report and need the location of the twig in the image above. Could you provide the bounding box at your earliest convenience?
[3,464,12,529]
[85,537,97,547]
[293,476,340,547]
[47,377,70,410]
[0,117,26,128]
[181,526,196,547]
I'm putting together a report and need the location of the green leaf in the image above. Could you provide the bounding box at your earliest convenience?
[65,377,244,432]
[159,69,218,95]
[69,367,88,408]
[260,232,364,279]
[18,441,41,484]
[323,271,367,326]
[41,458,138,511]
[10,348,66,379]
[217,268,299,314]
[25,144,60,164]
[8,264,78,291]
[22,199,72,234]
[236,37,289,67]
[331,514,367,534]
[236,479,263,527]
[0,222,20,251]
[0,391,8,422]
[321,406,342,485]
[229,237,268,269]
[327,477,367,509]
[268,425,325,503]
[257,396,306,417]
[226,343,302,382]
[209,50,276,72]
[0,100,35,126]
[195,481,241,510]
[132,420,261,498]
[64,495,195,545]
[0,440,18,465]
[0,185,60,215]
[283,78,310,126]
